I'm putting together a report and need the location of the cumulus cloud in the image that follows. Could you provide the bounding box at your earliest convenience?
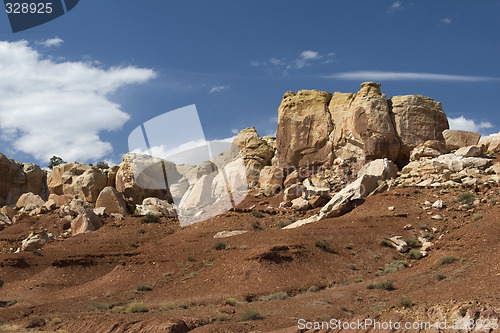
[448,116,493,133]
[37,37,64,48]
[0,40,156,163]
[325,70,499,82]
[250,50,334,74]
[209,85,230,93]
[440,18,452,24]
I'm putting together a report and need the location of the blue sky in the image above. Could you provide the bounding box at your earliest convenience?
[0,0,498,166]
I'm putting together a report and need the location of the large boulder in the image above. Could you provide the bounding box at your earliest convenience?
[47,162,107,203]
[95,186,128,215]
[410,140,448,161]
[330,82,400,162]
[71,209,103,236]
[0,153,47,206]
[390,94,449,165]
[259,166,284,196]
[480,132,500,153]
[135,197,176,217]
[16,192,45,211]
[115,153,173,205]
[358,159,398,180]
[276,90,333,168]
[443,130,481,150]
[233,128,274,187]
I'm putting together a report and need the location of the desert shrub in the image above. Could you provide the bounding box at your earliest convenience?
[419,225,429,230]
[161,303,177,310]
[125,302,149,313]
[347,264,358,270]
[306,285,320,293]
[128,242,138,248]
[367,280,395,291]
[240,308,264,321]
[409,249,423,260]
[214,242,227,250]
[50,317,63,325]
[404,238,420,248]
[252,220,262,230]
[251,210,264,218]
[95,302,113,311]
[277,220,293,228]
[459,192,476,205]
[436,273,446,281]
[398,296,413,308]
[379,260,408,276]
[315,239,331,252]
[354,277,363,283]
[136,284,152,291]
[216,313,229,321]
[110,306,125,314]
[438,255,457,265]
[259,292,289,301]
[472,214,483,221]
[380,239,392,247]
[422,232,434,240]
[142,213,160,223]
[187,255,196,262]
[225,297,238,306]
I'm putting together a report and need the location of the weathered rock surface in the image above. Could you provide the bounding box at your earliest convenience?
[0,153,47,206]
[0,212,11,230]
[233,128,274,186]
[331,82,400,162]
[291,197,310,211]
[276,90,333,168]
[391,94,449,164]
[259,166,284,196]
[115,153,172,205]
[213,230,248,239]
[480,132,500,153]
[21,232,55,251]
[410,140,448,161]
[16,192,45,211]
[443,129,481,150]
[358,159,398,180]
[95,186,128,215]
[71,209,103,236]
[454,145,483,158]
[135,197,176,217]
[47,162,107,203]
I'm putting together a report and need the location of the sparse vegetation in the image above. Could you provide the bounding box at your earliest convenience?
[354,277,363,283]
[409,249,423,260]
[419,225,429,231]
[110,306,125,314]
[95,302,113,311]
[48,156,66,170]
[306,285,321,293]
[240,308,264,321]
[436,273,446,281]
[347,264,358,270]
[225,297,238,306]
[142,213,160,224]
[315,239,332,252]
[136,284,152,291]
[459,192,476,205]
[216,313,229,321]
[380,239,393,247]
[128,242,138,248]
[187,255,196,262]
[367,280,395,291]
[438,255,457,265]
[252,220,262,230]
[398,296,413,308]
[259,292,289,301]
[214,241,227,250]
[125,302,149,313]
[404,238,420,249]
[472,214,483,221]
[95,161,110,169]
[277,220,293,228]
[50,317,63,325]
[422,232,434,240]
[251,210,264,218]
[161,303,177,310]
[376,260,408,276]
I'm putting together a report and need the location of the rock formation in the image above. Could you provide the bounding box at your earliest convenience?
[443,129,481,150]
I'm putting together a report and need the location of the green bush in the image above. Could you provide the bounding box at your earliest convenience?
[380,239,393,247]
[378,260,408,276]
[315,239,332,252]
[436,273,446,281]
[48,156,66,170]
[251,210,264,218]
[472,214,483,221]
[95,161,110,169]
[398,296,413,308]
[404,238,420,249]
[225,298,238,306]
[438,255,457,265]
[50,317,63,325]
[142,213,160,223]
[409,249,423,260]
[459,192,476,205]
[125,302,149,313]
[187,255,196,262]
[354,277,363,284]
[277,220,293,228]
[214,242,227,250]
[160,303,177,310]
[240,308,264,321]
[367,280,395,291]
[136,284,152,291]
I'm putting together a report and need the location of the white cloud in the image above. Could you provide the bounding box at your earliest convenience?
[231,128,239,134]
[251,51,335,73]
[440,18,452,24]
[448,116,493,134]
[209,85,229,93]
[325,70,499,82]
[269,116,278,124]
[37,37,64,48]
[0,40,156,163]
[388,1,402,12]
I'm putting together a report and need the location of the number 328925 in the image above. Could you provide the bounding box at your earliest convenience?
[5,2,53,14]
